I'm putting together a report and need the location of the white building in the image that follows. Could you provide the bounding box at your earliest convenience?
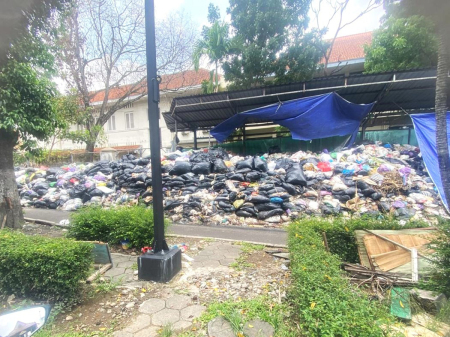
[50,69,213,156]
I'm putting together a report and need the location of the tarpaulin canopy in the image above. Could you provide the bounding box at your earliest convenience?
[410,112,450,211]
[210,92,375,146]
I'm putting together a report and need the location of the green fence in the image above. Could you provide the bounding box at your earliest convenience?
[215,129,418,155]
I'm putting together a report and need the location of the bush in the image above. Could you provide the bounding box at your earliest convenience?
[298,216,428,263]
[0,230,93,301]
[288,221,394,336]
[68,206,169,248]
[424,218,450,296]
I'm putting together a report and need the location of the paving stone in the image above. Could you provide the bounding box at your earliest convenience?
[139,298,166,314]
[104,267,125,277]
[207,316,234,337]
[181,304,206,321]
[133,325,160,337]
[113,331,133,337]
[111,255,133,263]
[117,260,136,269]
[197,250,215,256]
[219,258,235,266]
[202,260,220,268]
[191,262,204,269]
[173,320,192,331]
[152,308,180,326]
[193,255,213,262]
[243,319,275,337]
[123,314,151,333]
[166,294,192,310]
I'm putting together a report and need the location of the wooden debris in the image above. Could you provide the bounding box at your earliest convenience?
[86,263,112,283]
[343,262,415,287]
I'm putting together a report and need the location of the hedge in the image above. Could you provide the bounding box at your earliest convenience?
[68,206,169,249]
[0,230,93,301]
[300,216,428,263]
[287,220,395,336]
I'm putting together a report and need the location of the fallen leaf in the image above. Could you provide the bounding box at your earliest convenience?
[248,324,254,328]
[99,328,106,331]
[310,302,316,309]
[400,301,404,308]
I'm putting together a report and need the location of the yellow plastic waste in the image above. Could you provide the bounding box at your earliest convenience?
[233,199,244,209]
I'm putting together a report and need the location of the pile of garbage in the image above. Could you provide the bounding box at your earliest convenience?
[15,143,448,227]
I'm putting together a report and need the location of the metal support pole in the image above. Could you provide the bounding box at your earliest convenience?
[242,125,246,156]
[193,128,198,150]
[408,127,411,144]
[145,0,168,253]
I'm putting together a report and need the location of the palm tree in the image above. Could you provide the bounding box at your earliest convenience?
[193,21,230,93]
[397,0,450,207]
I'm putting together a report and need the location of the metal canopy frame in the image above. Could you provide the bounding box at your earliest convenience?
[163,68,449,133]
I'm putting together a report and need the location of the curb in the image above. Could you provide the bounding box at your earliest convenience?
[23,217,287,248]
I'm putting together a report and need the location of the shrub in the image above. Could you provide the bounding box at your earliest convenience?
[424,218,450,296]
[68,206,169,248]
[298,216,428,263]
[288,221,395,336]
[0,230,93,301]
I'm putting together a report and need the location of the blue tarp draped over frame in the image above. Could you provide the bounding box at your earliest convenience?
[410,112,450,211]
[210,92,375,146]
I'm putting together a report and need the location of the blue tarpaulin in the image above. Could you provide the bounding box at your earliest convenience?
[210,92,375,146]
[410,112,450,211]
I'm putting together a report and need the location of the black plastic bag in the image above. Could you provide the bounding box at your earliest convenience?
[255,203,282,212]
[253,157,268,172]
[192,162,211,175]
[169,161,191,175]
[281,183,297,195]
[285,166,307,186]
[165,200,182,210]
[228,173,245,182]
[236,158,253,170]
[213,159,228,173]
[275,158,291,170]
[248,195,270,204]
[257,209,284,220]
[370,192,382,201]
[246,171,261,182]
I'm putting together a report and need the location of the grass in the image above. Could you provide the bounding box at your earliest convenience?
[229,242,265,271]
[198,296,294,336]
[158,324,174,337]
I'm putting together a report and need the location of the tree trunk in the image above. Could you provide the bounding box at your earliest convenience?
[0,131,24,229]
[85,141,95,162]
[435,29,450,210]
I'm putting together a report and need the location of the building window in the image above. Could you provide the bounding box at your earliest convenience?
[108,115,116,131]
[125,112,134,129]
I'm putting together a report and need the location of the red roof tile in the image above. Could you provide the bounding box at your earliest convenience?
[322,32,373,64]
[91,69,211,103]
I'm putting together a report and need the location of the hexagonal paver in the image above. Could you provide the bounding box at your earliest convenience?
[117,260,136,269]
[180,305,206,321]
[166,294,192,310]
[208,317,234,337]
[123,314,151,333]
[173,320,192,331]
[193,255,212,262]
[191,262,204,269]
[219,258,235,266]
[104,267,125,277]
[202,260,220,268]
[134,326,160,337]
[243,319,275,337]
[197,250,215,256]
[152,308,180,326]
[113,331,133,337]
[139,298,166,314]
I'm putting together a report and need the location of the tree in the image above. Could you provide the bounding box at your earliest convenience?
[193,21,231,93]
[394,0,450,209]
[59,0,197,161]
[364,15,438,73]
[0,0,67,228]
[311,0,382,76]
[223,0,313,89]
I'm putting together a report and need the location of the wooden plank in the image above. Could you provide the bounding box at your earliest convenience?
[86,263,112,283]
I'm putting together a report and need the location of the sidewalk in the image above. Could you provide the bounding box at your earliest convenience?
[23,208,287,246]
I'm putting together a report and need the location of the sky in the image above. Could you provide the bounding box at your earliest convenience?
[154,0,386,39]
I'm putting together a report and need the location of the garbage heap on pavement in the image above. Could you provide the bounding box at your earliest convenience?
[15,143,448,227]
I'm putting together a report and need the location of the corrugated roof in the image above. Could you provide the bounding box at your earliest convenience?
[163,68,442,132]
[90,69,211,103]
[322,32,373,64]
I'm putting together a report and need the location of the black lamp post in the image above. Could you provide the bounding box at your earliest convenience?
[137,0,181,283]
